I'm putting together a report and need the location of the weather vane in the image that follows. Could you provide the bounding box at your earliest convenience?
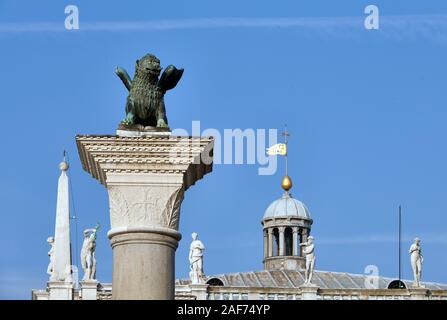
[266,125,292,192]
[282,125,290,176]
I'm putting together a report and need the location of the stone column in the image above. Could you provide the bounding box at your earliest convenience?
[302,228,308,243]
[263,229,268,259]
[76,135,213,300]
[301,229,308,256]
[279,227,285,256]
[292,227,299,256]
[268,228,274,257]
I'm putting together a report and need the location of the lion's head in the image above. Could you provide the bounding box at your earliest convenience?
[136,54,161,77]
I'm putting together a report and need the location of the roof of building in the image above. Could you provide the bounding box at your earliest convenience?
[263,192,311,220]
[176,269,447,290]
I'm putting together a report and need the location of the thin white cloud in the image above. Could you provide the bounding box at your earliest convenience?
[0,17,358,33]
[80,17,360,31]
[0,15,446,42]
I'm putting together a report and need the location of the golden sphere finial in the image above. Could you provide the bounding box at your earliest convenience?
[281,175,293,191]
[59,161,69,171]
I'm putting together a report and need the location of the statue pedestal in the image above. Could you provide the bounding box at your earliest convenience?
[80,280,98,300]
[190,284,209,300]
[409,288,428,300]
[47,281,73,300]
[76,135,213,300]
[300,284,319,300]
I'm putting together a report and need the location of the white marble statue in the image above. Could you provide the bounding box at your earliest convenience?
[189,232,205,285]
[81,224,99,281]
[47,236,55,281]
[300,236,316,286]
[409,237,423,288]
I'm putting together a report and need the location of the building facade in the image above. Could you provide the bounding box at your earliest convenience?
[32,171,447,300]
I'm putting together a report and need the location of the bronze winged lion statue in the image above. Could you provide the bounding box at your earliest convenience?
[115,54,184,129]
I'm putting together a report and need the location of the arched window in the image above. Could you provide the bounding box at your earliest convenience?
[387,280,406,289]
[284,227,293,256]
[206,278,224,286]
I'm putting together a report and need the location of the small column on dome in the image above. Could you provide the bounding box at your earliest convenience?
[268,229,274,257]
[279,227,285,256]
[292,227,299,256]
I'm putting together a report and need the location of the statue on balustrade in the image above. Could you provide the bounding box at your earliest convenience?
[409,237,423,288]
[300,236,316,286]
[189,232,206,285]
[81,224,100,281]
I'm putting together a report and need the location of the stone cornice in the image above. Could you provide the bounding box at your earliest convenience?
[76,135,214,189]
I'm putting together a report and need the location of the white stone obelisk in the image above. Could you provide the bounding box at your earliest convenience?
[52,157,72,281]
[48,156,73,300]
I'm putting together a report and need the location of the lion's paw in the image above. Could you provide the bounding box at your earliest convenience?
[157,119,168,128]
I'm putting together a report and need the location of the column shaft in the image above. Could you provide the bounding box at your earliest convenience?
[279,227,285,256]
[268,229,274,257]
[109,228,180,300]
[292,227,299,256]
[301,229,308,256]
[263,230,268,259]
[302,229,308,243]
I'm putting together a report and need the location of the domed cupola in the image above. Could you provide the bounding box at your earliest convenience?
[262,175,313,271]
[263,191,311,220]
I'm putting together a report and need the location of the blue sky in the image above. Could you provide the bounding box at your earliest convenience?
[1,0,447,299]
